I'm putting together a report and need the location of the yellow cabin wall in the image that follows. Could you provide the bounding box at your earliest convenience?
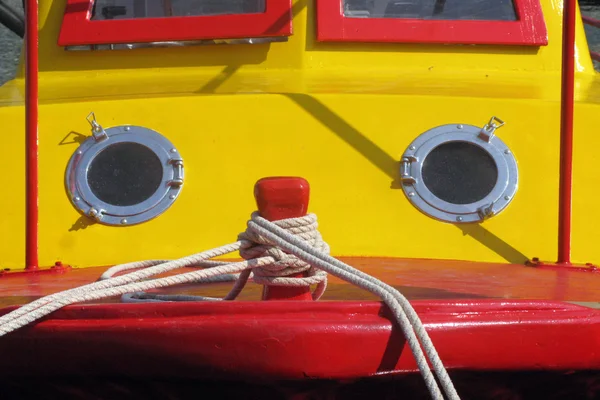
[0,0,599,269]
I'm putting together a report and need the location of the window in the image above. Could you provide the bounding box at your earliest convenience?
[400,117,518,223]
[343,0,517,21]
[91,0,266,20]
[317,0,547,45]
[58,0,292,46]
[66,113,184,226]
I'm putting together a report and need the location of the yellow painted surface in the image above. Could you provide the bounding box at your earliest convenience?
[0,0,599,269]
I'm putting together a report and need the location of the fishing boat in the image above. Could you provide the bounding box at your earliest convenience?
[0,0,600,399]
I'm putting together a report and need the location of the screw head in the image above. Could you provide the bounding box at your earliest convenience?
[74,196,81,202]
[504,195,510,200]
[120,218,128,224]
[457,124,463,129]
[124,126,131,131]
[169,194,176,200]
[408,192,415,197]
[409,145,416,151]
[170,149,177,153]
[456,216,463,222]
[77,150,83,155]
[504,149,511,154]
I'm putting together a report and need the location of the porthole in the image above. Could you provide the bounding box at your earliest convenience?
[66,113,184,226]
[400,117,518,223]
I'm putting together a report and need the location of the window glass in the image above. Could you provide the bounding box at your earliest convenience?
[343,0,517,21]
[87,142,163,207]
[91,0,266,20]
[422,141,498,205]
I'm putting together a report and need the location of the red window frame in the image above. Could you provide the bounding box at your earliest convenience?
[58,0,293,46]
[317,0,548,46]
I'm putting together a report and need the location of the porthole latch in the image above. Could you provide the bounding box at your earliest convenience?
[66,112,185,226]
[477,202,496,220]
[478,116,505,143]
[88,207,105,222]
[169,158,184,187]
[86,112,108,142]
[400,155,417,184]
[400,116,518,224]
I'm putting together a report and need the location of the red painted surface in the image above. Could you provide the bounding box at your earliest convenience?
[25,0,38,270]
[1,300,600,381]
[316,0,548,45]
[3,258,600,392]
[528,257,598,272]
[5,258,600,304]
[57,0,293,46]
[558,0,576,265]
[255,177,312,301]
[0,262,71,279]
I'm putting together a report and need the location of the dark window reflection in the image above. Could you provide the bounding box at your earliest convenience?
[91,0,266,20]
[87,142,163,207]
[421,141,498,205]
[344,0,517,21]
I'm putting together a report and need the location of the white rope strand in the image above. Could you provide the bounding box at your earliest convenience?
[248,214,459,400]
[0,212,458,400]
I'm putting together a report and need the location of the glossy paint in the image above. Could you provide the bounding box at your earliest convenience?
[557,0,577,265]
[1,300,600,378]
[2,258,600,380]
[317,0,548,45]
[2,258,600,391]
[25,0,38,270]
[254,177,313,300]
[58,0,293,46]
[0,0,600,270]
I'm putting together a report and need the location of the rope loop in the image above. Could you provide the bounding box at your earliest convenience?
[239,213,328,291]
[0,212,459,400]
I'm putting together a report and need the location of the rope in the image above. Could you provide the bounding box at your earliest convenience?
[0,213,459,400]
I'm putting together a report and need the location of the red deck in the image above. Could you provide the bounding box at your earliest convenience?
[2,258,600,306]
[1,258,599,389]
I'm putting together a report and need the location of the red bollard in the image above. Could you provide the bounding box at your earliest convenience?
[254,177,313,301]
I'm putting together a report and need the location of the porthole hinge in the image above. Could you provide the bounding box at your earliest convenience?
[86,112,108,142]
[88,207,105,222]
[478,116,505,143]
[168,158,184,187]
[400,156,417,184]
[477,202,496,221]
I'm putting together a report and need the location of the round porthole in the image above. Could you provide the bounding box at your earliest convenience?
[66,113,184,226]
[400,117,518,223]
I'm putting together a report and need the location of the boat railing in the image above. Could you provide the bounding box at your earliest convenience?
[583,15,600,62]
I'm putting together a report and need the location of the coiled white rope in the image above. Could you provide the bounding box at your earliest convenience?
[0,213,459,400]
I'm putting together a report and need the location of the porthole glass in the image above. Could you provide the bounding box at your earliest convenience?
[66,117,184,226]
[87,142,164,207]
[422,141,498,205]
[400,117,518,223]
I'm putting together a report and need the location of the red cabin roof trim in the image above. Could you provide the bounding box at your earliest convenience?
[316,0,548,46]
[58,0,293,47]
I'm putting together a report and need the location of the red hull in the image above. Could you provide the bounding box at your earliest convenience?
[1,299,600,380]
[1,258,600,399]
